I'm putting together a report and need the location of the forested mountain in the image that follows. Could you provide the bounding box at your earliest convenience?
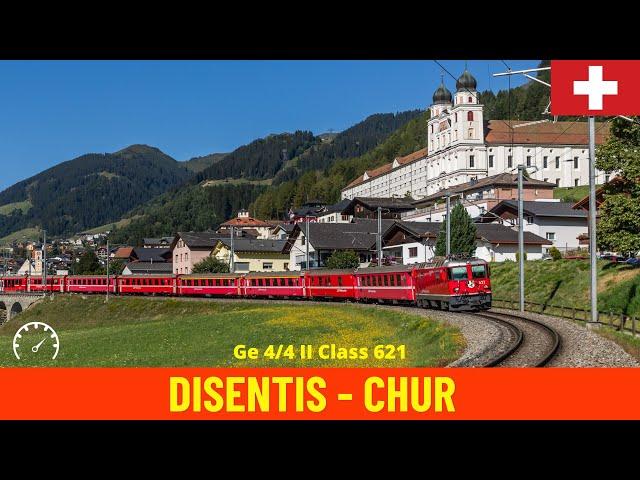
[0,145,192,238]
[183,153,227,173]
[196,131,318,182]
[108,182,267,246]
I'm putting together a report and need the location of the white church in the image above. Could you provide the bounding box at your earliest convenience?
[341,68,611,200]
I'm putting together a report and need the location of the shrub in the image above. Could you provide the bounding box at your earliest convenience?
[549,247,562,261]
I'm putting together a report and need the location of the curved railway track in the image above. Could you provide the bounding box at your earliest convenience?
[475,310,561,367]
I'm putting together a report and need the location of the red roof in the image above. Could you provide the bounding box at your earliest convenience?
[113,247,135,259]
[219,217,275,228]
[485,120,610,145]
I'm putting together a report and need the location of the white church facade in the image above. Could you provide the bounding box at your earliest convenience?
[341,68,611,200]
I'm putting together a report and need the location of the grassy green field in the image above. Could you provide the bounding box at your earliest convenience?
[0,296,464,367]
[201,178,273,188]
[0,226,41,244]
[553,185,600,203]
[491,260,640,317]
[0,200,32,216]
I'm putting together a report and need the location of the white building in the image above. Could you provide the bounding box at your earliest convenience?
[342,68,611,201]
[477,200,588,253]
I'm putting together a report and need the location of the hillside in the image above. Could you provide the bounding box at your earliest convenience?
[0,144,192,239]
[183,153,227,173]
[109,110,425,243]
[490,260,640,318]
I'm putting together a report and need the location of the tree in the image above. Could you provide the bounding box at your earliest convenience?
[105,259,125,276]
[548,246,562,261]
[435,203,477,257]
[595,117,640,253]
[325,250,360,269]
[76,249,101,274]
[192,256,230,273]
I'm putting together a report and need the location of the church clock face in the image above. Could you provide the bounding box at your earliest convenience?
[12,322,60,360]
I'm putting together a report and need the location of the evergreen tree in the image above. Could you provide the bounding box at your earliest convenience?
[325,250,360,269]
[76,250,101,274]
[435,203,477,257]
[595,117,640,253]
[192,256,230,273]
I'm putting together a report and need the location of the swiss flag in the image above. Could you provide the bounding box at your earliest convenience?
[551,60,640,116]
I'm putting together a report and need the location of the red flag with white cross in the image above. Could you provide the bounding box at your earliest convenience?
[551,60,640,116]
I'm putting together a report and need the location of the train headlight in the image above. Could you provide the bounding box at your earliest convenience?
[454,287,459,293]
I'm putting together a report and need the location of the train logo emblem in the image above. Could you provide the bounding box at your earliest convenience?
[467,280,476,289]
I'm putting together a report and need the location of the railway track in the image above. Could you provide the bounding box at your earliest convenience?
[475,310,561,367]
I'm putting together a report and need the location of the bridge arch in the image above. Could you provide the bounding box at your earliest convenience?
[10,302,22,317]
[0,301,6,325]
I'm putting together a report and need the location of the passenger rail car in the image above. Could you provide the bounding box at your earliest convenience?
[0,257,491,311]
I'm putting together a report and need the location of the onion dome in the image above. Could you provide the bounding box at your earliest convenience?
[432,80,452,105]
[456,68,477,91]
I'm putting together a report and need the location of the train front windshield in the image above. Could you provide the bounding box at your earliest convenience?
[449,266,468,280]
[471,265,487,278]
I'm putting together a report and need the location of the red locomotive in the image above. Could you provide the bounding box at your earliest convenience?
[0,257,491,311]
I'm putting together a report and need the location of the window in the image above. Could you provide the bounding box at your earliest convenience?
[454,113,457,122]
[488,155,494,168]
[467,111,474,121]
[555,179,560,187]
[544,178,549,183]
[543,156,548,169]
[508,156,513,168]
[468,96,473,103]
[449,267,468,280]
[471,265,486,279]
[605,175,610,183]
[263,262,273,270]
[284,262,289,270]
[574,179,579,187]
[574,157,579,169]
[469,155,475,168]
[546,232,556,241]
[408,247,418,258]
[301,236,305,246]
[526,156,531,167]
[555,156,560,169]
[235,262,249,272]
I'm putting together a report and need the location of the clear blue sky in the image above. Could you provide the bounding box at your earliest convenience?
[0,60,539,190]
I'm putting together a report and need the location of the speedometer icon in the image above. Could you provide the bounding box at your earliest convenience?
[13,322,60,360]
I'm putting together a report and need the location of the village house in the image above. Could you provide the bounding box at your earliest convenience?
[170,232,226,275]
[381,221,551,264]
[477,200,588,253]
[285,219,395,270]
[143,237,174,248]
[212,238,289,272]
[288,201,327,223]
[402,173,556,222]
[316,199,353,223]
[218,210,275,239]
[342,197,415,220]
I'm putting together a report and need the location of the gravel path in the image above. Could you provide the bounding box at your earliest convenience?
[490,308,639,367]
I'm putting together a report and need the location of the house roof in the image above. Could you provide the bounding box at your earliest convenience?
[132,247,171,263]
[383,220,551,246]
[143,237,174,246]
[272,223,296,233]
[345,148,429,189]
[215,238,288,254]
[572,175,624,210]
[219,217,275,228]
[413,173,555,207]
[124,261,174,274]
[492,200,588,218]
[344,197,416,215]
[320,199,352,215]
[172,232,228,250]
[484,120,610,145]
[287,219,395,252]
[113,247,135,259]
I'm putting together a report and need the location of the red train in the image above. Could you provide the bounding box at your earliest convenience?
[0,258,491,311]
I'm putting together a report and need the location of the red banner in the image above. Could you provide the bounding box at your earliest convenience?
[2,368,640,420]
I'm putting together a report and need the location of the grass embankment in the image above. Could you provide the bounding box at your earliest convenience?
[491,260,640,317]
[553,185,599,203]
[0,296,464,367]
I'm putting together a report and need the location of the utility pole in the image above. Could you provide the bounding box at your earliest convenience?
[106,237,110,302]
[305,218,310,270]
[42,229,47,295]
[230,226,235,273]
[445,194,451,257]
[588,117,598,326]
[377,207,382,266]
[517,165,525,312]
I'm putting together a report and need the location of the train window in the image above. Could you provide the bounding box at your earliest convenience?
[472,265,486,278]
[338,276,343,287]
[449,267,468,280]
[288,278,294,287]
[390,275,395,286]
[372,277,377,287]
